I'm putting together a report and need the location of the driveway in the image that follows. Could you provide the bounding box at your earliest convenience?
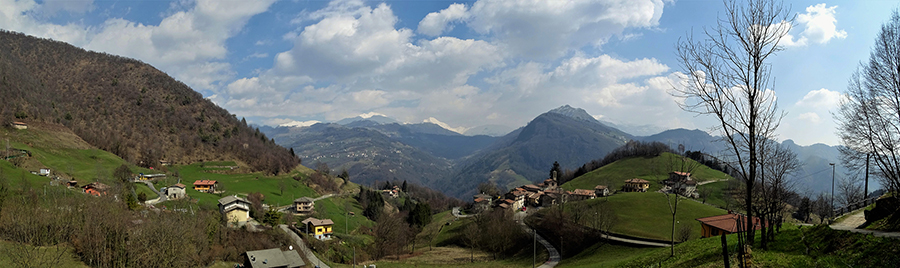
[279,224,330,268]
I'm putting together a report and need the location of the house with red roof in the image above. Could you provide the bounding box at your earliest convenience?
[696,213,767,238]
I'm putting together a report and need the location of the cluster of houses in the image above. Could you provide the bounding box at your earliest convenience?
[473,172,611,212]
[474,170,705,212]
[215,194,335,241]
[381,185,402,198]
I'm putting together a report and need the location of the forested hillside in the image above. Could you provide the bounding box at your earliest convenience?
[0,31,299,173]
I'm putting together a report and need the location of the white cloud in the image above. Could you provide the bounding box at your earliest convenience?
[781,4,847,47]
[779,88,841,145]
[220,0,686,132]
[798,112,821,123]
[798,3,846,44]
[417,3,468,36]
[795,88,841,108]
[464,0,665,59]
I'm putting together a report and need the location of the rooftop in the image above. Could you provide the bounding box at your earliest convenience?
[301,217,334,226]
[244,248,304,268]
[193,179,217,186]
[294,197,314,203]
[218,195,249,206]
[625,178,650,184]
[696,213,766,233]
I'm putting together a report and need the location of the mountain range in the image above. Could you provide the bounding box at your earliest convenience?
[264,105,859,199]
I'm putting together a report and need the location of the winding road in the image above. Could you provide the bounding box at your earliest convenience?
[139,181,167,205]
[280,224,330,268]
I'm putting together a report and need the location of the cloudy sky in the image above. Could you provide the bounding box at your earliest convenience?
[1,0,894,145]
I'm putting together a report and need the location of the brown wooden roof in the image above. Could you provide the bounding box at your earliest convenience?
[696,214,766,233]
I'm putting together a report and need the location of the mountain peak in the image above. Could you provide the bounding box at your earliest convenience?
[547,105,600,124]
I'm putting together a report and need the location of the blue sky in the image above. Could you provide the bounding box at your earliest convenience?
[2,0,895,146]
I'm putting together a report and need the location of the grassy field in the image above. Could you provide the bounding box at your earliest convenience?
[152,162,318,209]
[1,123,153,187]
[577,192,726,240]
[608,224,900,268]
[559,242,658,267]
[695,180,735,209]
[562,152,732,192]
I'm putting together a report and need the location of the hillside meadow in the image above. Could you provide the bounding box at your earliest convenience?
[562,152,732,193]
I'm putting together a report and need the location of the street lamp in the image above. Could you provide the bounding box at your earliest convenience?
[830,163,835,219]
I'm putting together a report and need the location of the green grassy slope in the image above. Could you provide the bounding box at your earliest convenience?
[562,152,732,192]
[576,193,726,240]
[2,124,152,186]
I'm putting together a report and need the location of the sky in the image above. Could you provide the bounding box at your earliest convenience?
[1,0,895,146]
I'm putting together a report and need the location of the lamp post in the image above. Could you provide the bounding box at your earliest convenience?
[830,163,835,219]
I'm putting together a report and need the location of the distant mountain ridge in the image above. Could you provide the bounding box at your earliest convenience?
[264,104,857,199]
[638,129,858,195]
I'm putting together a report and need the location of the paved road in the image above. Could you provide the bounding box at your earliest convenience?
[830,208,900,239]
[452,207,470,218]
[279,224,330,268]
[516,211,559,267]
[139,181,167,205]
[599,233,671,247]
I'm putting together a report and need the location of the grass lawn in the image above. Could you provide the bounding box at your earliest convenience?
[578,192,726,241]
[562,152,732,192]
[134,182,158,200]
[560,242,658,268]
[613,223,900,267]
[308,196,375,236]
[170,162,318,209]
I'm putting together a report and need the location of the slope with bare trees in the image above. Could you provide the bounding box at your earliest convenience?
[0,30,299,174]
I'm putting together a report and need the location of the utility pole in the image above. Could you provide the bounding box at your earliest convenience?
[830,163,835,219]
[533,228,536,268]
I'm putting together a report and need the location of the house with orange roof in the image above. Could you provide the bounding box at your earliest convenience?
[193,180,218,193]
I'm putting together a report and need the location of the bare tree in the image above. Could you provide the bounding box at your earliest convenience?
[754,139,800,248]
[836,10,900,194]
[674,0,793,257]
[656,148,702,257]
[837,174,864,208]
